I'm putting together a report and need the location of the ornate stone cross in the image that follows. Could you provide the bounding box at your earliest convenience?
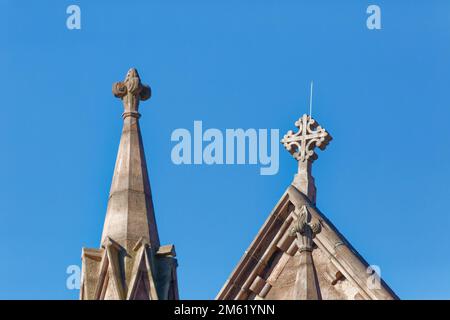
[112,68,151,119]
[281,114,332,204]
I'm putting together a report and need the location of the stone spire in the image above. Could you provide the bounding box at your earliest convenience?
[80,68,178,300]
[281,114,332,204]
[101,68,159,251]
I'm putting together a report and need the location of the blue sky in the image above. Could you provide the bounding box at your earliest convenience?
[1,0,450,299]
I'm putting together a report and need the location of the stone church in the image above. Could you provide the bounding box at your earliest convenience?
[80,68,397,300]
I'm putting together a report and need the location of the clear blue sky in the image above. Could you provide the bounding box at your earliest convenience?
[1,0,450,299]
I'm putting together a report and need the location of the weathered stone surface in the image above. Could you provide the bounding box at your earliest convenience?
[217,114,397,300]
[281,114,332,204]
[80,69,178,300]
[101,68,159,251]
[216,186,397,300]
[290,205,321,299]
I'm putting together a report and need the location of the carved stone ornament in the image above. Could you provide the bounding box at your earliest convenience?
[281,114,332,163]
[290,205,321,253]
[112,68,151,118]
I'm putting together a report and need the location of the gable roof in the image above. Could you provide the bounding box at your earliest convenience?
[217,185,398,300]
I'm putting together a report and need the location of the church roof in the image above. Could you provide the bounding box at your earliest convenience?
[217,114,398,300]
[217,185,398,300]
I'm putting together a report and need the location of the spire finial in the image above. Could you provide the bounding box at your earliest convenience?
[81,69,179,300]
[281,114,332,203]
[101,67,160,250]
[112,68,151,119]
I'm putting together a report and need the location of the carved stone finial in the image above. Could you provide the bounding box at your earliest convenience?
[290,205,322,300]
[112,68,151,119]
[281,114,332,203]
[281,114,332,163]
[290,205,321,253]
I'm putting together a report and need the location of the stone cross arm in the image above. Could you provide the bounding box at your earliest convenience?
[281,114,332,163]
